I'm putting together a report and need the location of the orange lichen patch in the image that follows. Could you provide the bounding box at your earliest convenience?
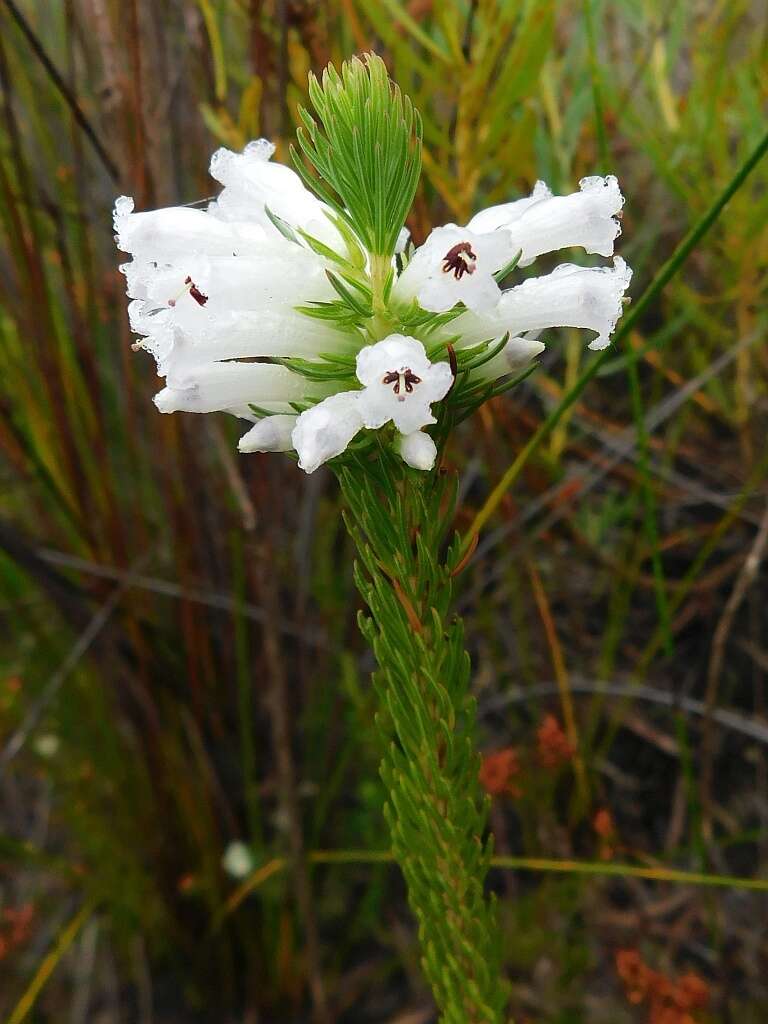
[0,904,33,959]
[616,948,653,1004]
[593,808,615,838]
[479,747,521,797]
[593,807,617,860]
[536,713,575,769]
[676,974,710,1008]
[615,949,710,1024]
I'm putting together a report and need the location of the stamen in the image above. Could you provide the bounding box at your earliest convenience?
[168,276,208,307]
[382,367,422,402]
[442,241,477,280]
[185,276,209,306]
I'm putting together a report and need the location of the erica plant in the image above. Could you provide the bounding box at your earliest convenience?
[115,53,629,1023]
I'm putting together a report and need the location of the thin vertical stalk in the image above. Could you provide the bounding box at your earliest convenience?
[339,453,509,1024]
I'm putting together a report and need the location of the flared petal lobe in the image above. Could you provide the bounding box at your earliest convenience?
[208,139,342,246]
[292,393,365,474]
[394,226,512,314]
[494,176,625,267]
[356,335,453,435]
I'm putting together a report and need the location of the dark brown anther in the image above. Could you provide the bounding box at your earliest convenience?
[442,241,477,280]
[403,369,421,393]
[382,368,422,399]
[184,275,208,306]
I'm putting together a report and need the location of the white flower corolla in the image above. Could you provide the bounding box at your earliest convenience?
[292,392,366,474]
[208,139,342,247]
[456,257,632,353]
[114,197,266,260]
[466,175,624,267]
[394,225,512,314]
[115,140,359,424]
[238,415,298,454]
[130,308,352,380]
[291,336,452,474]
[154,361,329,415]
[394,176,625,325]
[399,430,438,471]
[355,335,453,434]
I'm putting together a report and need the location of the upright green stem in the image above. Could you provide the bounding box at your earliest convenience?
[338,455,509,1024]
[369,253,395,339]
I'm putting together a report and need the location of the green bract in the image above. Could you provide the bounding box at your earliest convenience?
[293,53,422,258]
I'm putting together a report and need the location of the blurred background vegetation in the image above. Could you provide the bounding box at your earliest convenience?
[0,0,767,1021]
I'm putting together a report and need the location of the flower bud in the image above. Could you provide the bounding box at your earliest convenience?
[238,415,297,453]
[399,430,437,471]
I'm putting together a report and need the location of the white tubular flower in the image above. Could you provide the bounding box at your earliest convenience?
[399,430,438,471]
[114,197,267,260]
[467,175,624,267]
[132,309,352,380]
[154,361,326,415]
[292,336,452,473]
[395,175,626,336]
[394,225,512,314]
[292,392,366,474]
[238,415,298,454]
[457,257,632,353]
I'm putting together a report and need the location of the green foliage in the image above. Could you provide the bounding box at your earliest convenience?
[339,451,509,1022]
[293,53,423,257]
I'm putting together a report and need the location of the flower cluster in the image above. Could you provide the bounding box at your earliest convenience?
[115,133,629,474]
[615,950,710,1024]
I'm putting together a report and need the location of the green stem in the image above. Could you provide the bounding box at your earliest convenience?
[369,252,395,339]
[338,454,509,1024]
